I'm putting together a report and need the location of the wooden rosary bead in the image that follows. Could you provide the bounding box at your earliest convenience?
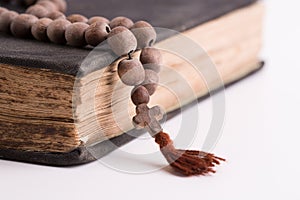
[142,69,159,95]
[117,58,145,86]
[26,5,49,18]
[140,47,162,64]
[142,63,161,73]
[88,16,109,25]
[131,21,156,49]
[47,11,65,20]
[131,86,150,105]
[49,0,67,13]
[107,26,137,56]
[47,19,71,44]
[140,47,162,72]
[85,22,110,46]
[67,14,88,23]
[0,11,18,33]
[0,7,8,15]
[109,16,134,29]
[10,14,38,38]
[31,17,52,41]
[36,1,57,12]
[65,22,89,47]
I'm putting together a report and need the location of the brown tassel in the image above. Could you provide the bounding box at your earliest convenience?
[154,131,225,176]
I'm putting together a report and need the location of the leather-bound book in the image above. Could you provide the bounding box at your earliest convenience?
[0,0,264,165]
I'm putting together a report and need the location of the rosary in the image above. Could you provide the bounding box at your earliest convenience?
[0,0,225,176]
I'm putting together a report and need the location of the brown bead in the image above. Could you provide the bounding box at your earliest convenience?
[0,7,8,15]
[26,5,49,18]
[47,19,71,44]
[118,58,145,86]
[67,14,88,23]
[65,22,89,47]
[85,22,110,46]
[0,11,18,33]
[47,11,65,20]
[109,16,134,29]
[142,63,161,73]
[107,26,137,56]
[10,14,38,38]
[142,69,159,95]
[37,1,57,12]
[88,16,109,25]
[131,86,150,105]
[50,0,67,13]
[31,18,52,41]
[131,21,156,49]
[140,47,162,72]
[140,47,162,64]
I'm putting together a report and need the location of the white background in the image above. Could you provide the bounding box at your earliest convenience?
[1,1,300,199]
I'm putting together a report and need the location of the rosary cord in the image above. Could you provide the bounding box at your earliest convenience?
[0,0,225,176]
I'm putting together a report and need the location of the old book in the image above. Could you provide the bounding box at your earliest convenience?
[0,0,264,165]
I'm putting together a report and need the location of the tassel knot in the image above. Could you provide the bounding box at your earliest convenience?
[154,131,225,176]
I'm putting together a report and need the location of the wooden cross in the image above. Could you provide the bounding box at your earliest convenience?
[132,104,164,136]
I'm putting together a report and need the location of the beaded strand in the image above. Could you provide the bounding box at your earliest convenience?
[109,24,225,176]
[0,0,225,176]
[0,0,154,48]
